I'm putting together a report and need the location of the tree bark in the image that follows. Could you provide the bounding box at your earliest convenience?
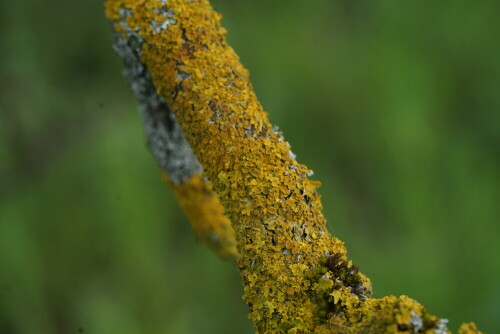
[105,1,482,333]
[111,24,237,258]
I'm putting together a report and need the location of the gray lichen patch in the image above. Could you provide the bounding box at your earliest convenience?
[111,26,201,184]
[410,311,423,333]
[435,318,449,334]
[151,7,176,34]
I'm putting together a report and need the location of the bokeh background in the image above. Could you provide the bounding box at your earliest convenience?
[1,0,499,333]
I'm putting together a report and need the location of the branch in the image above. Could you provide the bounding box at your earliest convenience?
[111,25,237,259]
[105,0,483,333]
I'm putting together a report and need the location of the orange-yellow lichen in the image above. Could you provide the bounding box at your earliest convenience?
[163,173,237,259]
[106,1,482,333]
[458,323,483,334]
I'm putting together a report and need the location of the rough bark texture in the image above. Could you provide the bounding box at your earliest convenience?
[112,18,237,258]
[105,0,483,333]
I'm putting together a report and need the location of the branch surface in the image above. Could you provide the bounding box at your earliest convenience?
[106,1,483,333]
[112,21,237,258]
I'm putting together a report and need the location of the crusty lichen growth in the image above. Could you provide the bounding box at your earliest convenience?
[110,7,236,259]
[164,173,237,258]
[106,0,370,330]
[105,0,482,332]
[458,323,483,334]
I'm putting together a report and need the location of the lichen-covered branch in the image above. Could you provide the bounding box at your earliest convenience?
[111,20,237,259]
[163,173,237,258]
[105,0,482,333]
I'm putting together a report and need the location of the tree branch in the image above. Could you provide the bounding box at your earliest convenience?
[111,22,237,259]
[105,0,482,333]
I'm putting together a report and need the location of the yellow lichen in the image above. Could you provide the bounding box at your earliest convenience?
[459,322,483,334]
[106,1,483,333]
[163,173,237,259]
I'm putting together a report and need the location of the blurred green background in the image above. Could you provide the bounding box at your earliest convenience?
[1,0,499,333]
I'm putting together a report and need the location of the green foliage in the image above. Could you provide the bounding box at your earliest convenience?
[1,0,499,333]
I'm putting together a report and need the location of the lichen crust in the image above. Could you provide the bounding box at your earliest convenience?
[105,0,482,333]
[110,3,237,259]
[164,172,238,258]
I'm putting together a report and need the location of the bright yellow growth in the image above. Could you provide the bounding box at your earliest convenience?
[458,323,483,334]
[164,173,237,259]
[105,0,483,333]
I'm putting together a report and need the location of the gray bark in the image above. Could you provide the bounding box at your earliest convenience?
[111,13,201,184]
